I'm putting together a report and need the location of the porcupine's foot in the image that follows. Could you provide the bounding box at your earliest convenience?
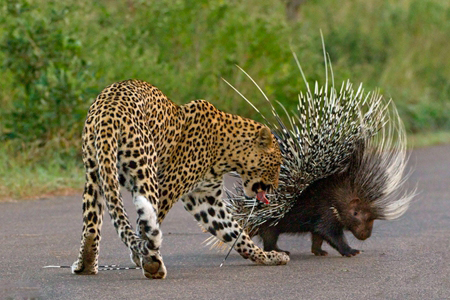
[340,248,360,257]
[259,229,290,256]
[277,249,291,256]
[312,249,328,256]
[140,252,167,279]
[263,246,290,256]
[316,233,361,257]
[272,246,290,256]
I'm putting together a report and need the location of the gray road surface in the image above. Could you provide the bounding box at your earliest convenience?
[1,145,449,300]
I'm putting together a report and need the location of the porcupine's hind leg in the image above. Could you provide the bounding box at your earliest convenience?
[72,124,105,275]
[117,123,166,279]
[181,180,290,265]
[258,226,290,255]
[311,233,328,256]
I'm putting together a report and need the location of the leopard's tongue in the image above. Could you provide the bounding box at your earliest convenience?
[256,191,269,204]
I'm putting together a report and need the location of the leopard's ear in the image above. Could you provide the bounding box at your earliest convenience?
[257,127,273,150]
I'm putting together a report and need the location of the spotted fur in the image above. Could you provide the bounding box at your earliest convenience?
[72,79,288,279]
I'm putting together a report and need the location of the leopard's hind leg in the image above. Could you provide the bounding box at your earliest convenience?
[73,114,165,279]
[117,122,166,279]
[72,123,105,275]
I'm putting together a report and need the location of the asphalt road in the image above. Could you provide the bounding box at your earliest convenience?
[1,145,449,300]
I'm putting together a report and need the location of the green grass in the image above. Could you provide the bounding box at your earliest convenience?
[1,0,449,200]
[0,141,84,201]
[2,130,449,201]
[407,131,450,149]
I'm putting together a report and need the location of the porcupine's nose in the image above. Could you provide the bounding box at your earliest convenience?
[356,229,372,240]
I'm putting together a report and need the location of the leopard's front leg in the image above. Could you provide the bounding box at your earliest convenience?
[181,181,289,266]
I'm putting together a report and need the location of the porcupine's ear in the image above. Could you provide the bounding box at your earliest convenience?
[256,127,273,151]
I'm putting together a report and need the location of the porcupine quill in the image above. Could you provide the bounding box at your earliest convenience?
[219,197,257,267]
[43,264,141,271]
[221,33,415,256]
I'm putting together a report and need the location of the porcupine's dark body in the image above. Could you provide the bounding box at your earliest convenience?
[258,167,371,257]
[254,120,413,257]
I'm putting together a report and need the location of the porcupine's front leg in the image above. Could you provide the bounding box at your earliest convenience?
[316,227,360,257]
[181,180,289,265]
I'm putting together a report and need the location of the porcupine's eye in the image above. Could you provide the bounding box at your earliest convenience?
[353,211,359,216]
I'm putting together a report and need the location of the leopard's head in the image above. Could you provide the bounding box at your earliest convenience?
[239,126,281,204]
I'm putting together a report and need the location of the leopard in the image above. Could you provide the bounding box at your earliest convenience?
[71,79,289,279]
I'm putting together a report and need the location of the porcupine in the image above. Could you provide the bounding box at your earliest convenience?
[221,44,415,258]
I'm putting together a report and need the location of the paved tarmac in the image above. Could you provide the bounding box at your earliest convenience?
[1,145,449,300]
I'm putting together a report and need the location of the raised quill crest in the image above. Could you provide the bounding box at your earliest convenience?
[222,35,415,238]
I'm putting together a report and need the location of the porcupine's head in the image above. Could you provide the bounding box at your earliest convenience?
[327,168,376,241]
[323,107,414,240]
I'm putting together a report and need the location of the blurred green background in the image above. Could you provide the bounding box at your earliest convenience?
[1,0,449,200]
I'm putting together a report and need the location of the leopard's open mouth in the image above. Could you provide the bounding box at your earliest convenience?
[251,182,272,204]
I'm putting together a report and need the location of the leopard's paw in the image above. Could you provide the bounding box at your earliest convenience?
[251,249,290,265]
[140,252,167,279]
[266,250,290,265]
[71,260,97,275]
